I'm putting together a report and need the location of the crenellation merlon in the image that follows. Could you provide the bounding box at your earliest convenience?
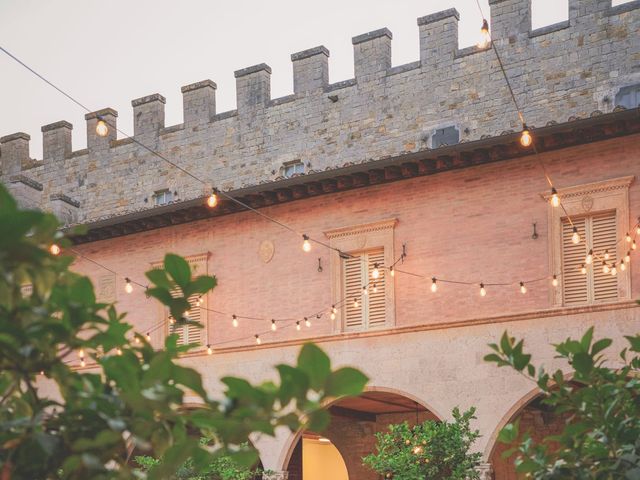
[418,8,459,67]
[417,8,460,25]
[489,0,531,40]
[132,94,165,138]
[0,132,31,175]
[292,46,329,94]
[352,28,393,81]
[42,120,72,162]
[235,64,272,110]
[85,108,117,151]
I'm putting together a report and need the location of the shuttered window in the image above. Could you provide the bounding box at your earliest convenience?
[343,248,386,330]
[561,211,618,305]
[168,289,203,346]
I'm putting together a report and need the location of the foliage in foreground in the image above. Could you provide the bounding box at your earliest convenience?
[485,327,640,479]
[362,407,481,480]
[0,184,368,479]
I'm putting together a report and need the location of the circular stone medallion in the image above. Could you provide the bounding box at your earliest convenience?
[259,240,275,263]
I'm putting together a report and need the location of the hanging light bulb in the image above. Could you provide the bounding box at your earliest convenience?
[80,358,86,368]
[637,224,640,235]
[520,125,532,147]
[302,234,311,252]
[372,283,378,293]
[611,264,617,276]
[552,275,558,287]
[479,283,487,297]
[134,336,141,345]
[49,243,61,256]
[78,348,85,360]
[550,187,560,208]
[305,317,311,328]
[296,320,301,331]
[602,261,610,274]
[585,249,593,264]
[232,314,238,328]
[330,311,336,321]
[571,227,580,245]
[146,332,151,342]
[633,240,637,251]
[95,119,109,137]
[207,344,213,355]
[390,266,395,277]
[430,277,437,293]
[116,347,123,356]
[626,232,632,243]
[271,319,277,331]
[477,19,491,48]
[363,285,368,296]
[255,334,261,345]
[169,317,176,325]
[332,305,337,314]
[124,278,133,294]
[206,189,218,208]
[519,282,527,294]
[372,263,380,279]
[625,251,631,263]
[195,296,202,307]
[604,249,610,260]
[620,260,626,271]
[580,263,587,275]
[353,298,359,308]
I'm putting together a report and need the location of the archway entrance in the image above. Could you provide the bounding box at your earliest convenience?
[285,389,439,480]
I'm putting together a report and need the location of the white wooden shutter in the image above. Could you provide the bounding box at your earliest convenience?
[562,218,588,305]
[367,249,386,328]
[591,211,618,302]
[344,255,364,330]
[170,292,203,346]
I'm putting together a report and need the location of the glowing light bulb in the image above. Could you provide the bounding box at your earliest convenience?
[207,344,213,355]
[196,296,202,307]
[479,283,487,297]
[95,119,109,137]
[372,283,378,293]
[520,125,532,147]
[625,251,631,263]
[633,240,637,251]
[390,266,395,277]
[206,191,218,208]
[305,317,311,328]
[330,312,336,321]
[372,263,380,279]
[296,321,301,331]
[519,282,527,294]
[550,187,560,208]
[552,275,558,287]
[124,278,133,294]
[271,319,277,331]
[604,250,610,260]
[255,335,261,345]
[332,305,337,314]
[571,227,580,245]
[146,332,151,342]
[611,264,617,276]
[134,336,141,345]
[586,249,593,264]
[637,225,640,235]
[620,260,626,271]
[430,277,437,293]
[80,359,86,368]
[78,348,85,358]
[477,19,490,48]
[353,298,359,308]
[49,243,61,256]
[232,315,238,328]
[363,285,368,296]
[302,234,311,252]
[169,317,176,325]
[580,264,587,275]
[602,261,610,274]
[116,348,122,356]
[626,232,632,243]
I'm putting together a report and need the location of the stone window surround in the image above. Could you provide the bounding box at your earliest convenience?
[542,175,634,307]
[324,218,397,333]
[151,252,210,346]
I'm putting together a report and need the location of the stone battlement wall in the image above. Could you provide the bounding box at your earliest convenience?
[1,0,639,224]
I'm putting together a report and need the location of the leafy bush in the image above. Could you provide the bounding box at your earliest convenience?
[485,328,640,478]
[362,407,481,480]
[0,184,368,479]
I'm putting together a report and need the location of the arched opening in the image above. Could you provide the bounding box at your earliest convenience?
[284,388,440,480]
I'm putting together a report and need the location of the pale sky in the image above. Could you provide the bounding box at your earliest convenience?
[0,0,626,158]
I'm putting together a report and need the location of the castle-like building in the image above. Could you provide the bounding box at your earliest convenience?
[2,0,640,478]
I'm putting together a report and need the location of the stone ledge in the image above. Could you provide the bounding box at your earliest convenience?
[9,174,43,191]
[291,45,329,61]
[388,61,420,76]
[131,93,166,107]
[50,193,80,208]
[234,63,272,78]
[456,45,490,59]
[608,0,640,16]
[181,79,217,93]
[352,27,392,45]
[324,78,357,93]
[41,120,73,132]
[1,132,30,143]
[529,20,570,38]
[84,108,118,120]
[269,94,296,107]
[417,8,460,25]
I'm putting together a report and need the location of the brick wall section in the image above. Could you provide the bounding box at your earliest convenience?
[1,1,639,222]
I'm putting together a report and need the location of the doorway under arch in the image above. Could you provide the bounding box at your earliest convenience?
[284,388,439,480]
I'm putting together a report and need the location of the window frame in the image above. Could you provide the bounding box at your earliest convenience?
[324,219,397,333]
[282,161,305,178]
[544,176,633,307]
[153,189,174,206]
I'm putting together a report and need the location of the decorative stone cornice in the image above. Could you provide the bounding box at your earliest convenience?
[540,175,635,201]
[324,218,398,240]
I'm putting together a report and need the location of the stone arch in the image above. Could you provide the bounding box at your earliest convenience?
[278,385,442,479]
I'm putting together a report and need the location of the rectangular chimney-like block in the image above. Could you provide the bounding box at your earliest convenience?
[291,46,329,94]
[489,0,531,40]
[42,120,72,162]
[132,93,166,137]
[85,108,117,151]
[235,63,272,110]
[352,28,393,82]
[0,132,31,175]
[418,9,459,67]
[182,80,217,126]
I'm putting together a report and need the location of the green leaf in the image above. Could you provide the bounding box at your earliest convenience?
[591,338,612,356]
[297,343,331,391]
[184,275,217,297]
[145,268,174,290]
[324,367,368,398]
[572,351,594,375]
[164,253,191,289]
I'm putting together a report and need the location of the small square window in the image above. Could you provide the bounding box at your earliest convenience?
[283,161,305,178]
[153,190,173,206]
[615,84,640,109]
[431,126,460,149]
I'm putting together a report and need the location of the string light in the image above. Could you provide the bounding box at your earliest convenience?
[195,296,203,307]
[611,264,617,276]
[519,282,527,294]
[479,283,487,297]
[477,19,490,48]
[296,320,301,331]
[332,305,337,314]
[620,260,626,271]
[146,332,151,342]
[520,125,532,147]
[625,251,631,263]
[390,266,395,277]
[134,336,141,345]
[80,359,86,368]
[95,119,108,137]
[571,227,580,245]
[271,319,277,331]
[255,334,261,345]
[305,317,311,328]
[363,285,368,296]
[602,261,610,274]
[116,347,123,356]
[586,249,593,264]
[232,314,238,328]
[302,234,311,252]
[207,344,213,355]
[206,189,218,208]
[552,275,558,287]
[372,263,380,279]
[430,277,437,293]
[604,249,610,260]
[626,232,632,243]
[637,225,640,235]
[412,445,424,455]
[550,187,560,208]
[633,240,637,251]
[124,278,133,294]
[49,243,61,256]
[372,283,378,293]
[330,311,336,320]
[581,264,587,274]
